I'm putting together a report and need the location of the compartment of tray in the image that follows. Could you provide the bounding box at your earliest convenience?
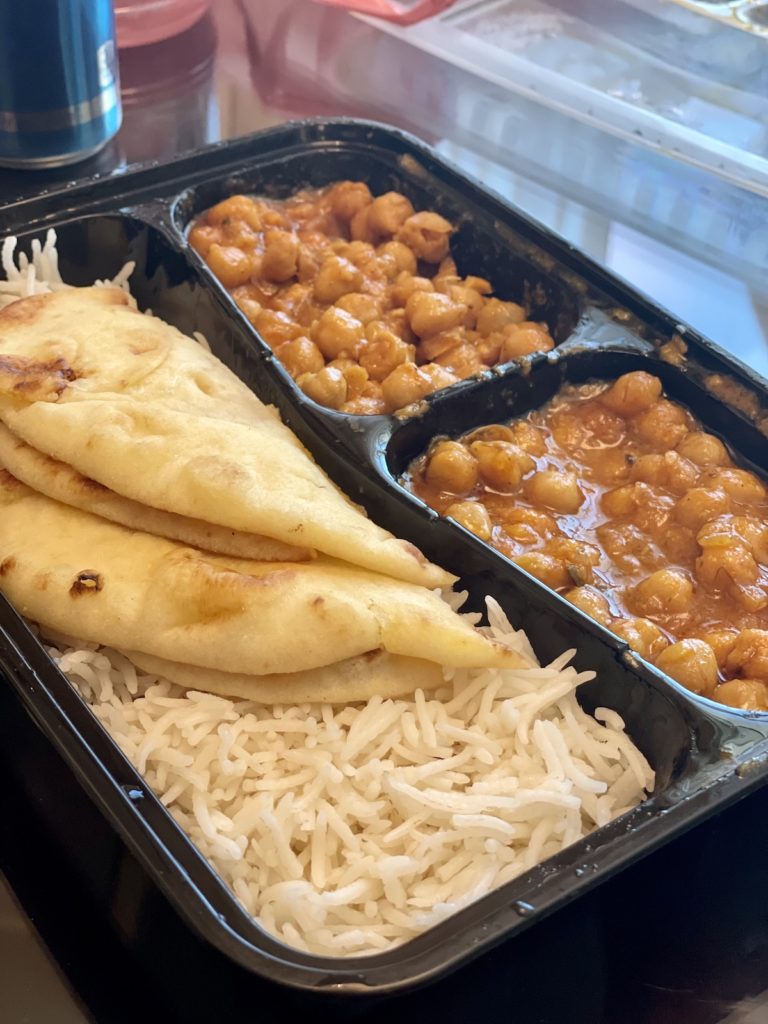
[385,346,768,722]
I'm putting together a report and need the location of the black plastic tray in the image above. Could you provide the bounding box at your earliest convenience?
[1,119,767,1001]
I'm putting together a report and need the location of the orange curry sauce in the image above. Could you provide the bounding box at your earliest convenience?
[408,371,768,712]
[189,183,554,415]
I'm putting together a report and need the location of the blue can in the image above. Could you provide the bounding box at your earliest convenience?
[0,1,121,168]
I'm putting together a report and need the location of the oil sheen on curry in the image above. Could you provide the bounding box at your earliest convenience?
[407,371,768,713]
[189,183,554,414]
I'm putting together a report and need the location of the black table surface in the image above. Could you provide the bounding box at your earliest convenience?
[1,3,767,1021]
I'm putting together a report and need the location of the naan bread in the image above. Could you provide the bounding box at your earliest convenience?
[0,469,523,685]
[0,288,452,589]
[120,649,443,705]
[0,422,311,562]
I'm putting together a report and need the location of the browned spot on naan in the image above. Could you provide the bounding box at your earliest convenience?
[0,353,76,401]
[0,556,16,575]
[69,570,103,596]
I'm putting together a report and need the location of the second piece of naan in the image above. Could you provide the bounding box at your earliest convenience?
[0,468,524,687]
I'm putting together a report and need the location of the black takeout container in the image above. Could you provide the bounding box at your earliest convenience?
[1,120,767,1003]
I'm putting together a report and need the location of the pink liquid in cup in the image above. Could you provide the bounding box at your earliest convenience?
[115,0,211,48]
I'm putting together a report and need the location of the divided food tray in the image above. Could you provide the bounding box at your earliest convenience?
[1,119,767,999]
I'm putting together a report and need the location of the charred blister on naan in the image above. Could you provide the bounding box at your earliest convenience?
[0,353,76,402]
[0,556,16,576]
[69,570,103,596]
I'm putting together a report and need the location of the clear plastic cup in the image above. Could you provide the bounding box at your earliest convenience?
[114,0,211,48]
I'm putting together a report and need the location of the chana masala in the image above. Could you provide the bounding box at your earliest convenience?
[407,370,768,712]
[189,183,554,414]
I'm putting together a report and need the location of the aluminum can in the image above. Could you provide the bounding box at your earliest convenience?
[0,1,122,169]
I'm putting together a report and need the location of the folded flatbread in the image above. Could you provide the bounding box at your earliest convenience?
[0,422,311,562]
[0,469,523,691]
[0,288,451,589]
[120,650,444,705]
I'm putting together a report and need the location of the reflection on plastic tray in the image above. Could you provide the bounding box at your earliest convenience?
[355,0,768,196]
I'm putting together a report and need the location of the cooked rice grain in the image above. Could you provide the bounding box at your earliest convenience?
[45,603,654,957]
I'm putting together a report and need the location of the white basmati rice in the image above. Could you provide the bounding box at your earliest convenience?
[1,233,654,955]
[45,600,654,957]
[0,228,135,308]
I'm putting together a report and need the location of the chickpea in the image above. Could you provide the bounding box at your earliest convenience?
[359,323,409,382]
[254,309,302,348]
[564,586,612,625]
[232,287,261,325]
[586,449,635,486]
[612,617,669,661]
[661,524,699,563]
[697,538,758,588]
[500,324,554,361]
[335,292,382,325]
[343,393,388,416]
[655,639,718,695]
[332,362,368,402]
[376,240,418,275]
[383,308,416,345]
[630,452,699,494]
[275,336,324,378]
[261,229,299,283]
[272,282,312,321]
[367,193,415,237]
[470,441,535,492]
[464,275,493,296]
[419,362,460,393]
[714,678,768,712]
[724,629,768,681]
[188,223,221,258]
[465,424,515,445]
[544,538,600,583]
[297,247,320,284]
[695,629,737,669]
[629,569,694,617]
[448,284,485,326]
[434,342,482,380]
[676,431,729,468]
[631,400,691,451]
[205,194,262,230]
[728,516,768,563]
[514,552,570,590]
[328,181,372,222]
[597,523,663,575]
[674,488,731,531]
[205,244,254,289]
[313,255,364,304]
[381,363,432,410]
[389,273,435,309]
[297,367,347,410]
[418,327,466,362]
[395,211,454,263]
[476,333,503,365]
[697,467,766,504]
[524,470,585,514]
[405,290,467,339]
[508,421,548,457]
[601,483,644,518]
[312,307,365,360]
[445,500,492,541]
[339,240,376,269]
[601,372,663,417]
[425,441,479,495]
[475,298,526,336]
[349,205,375,243]
[499,506,560,542]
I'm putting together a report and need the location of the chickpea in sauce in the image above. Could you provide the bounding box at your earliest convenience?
[189,184,555,414]
[407,370,768,712]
